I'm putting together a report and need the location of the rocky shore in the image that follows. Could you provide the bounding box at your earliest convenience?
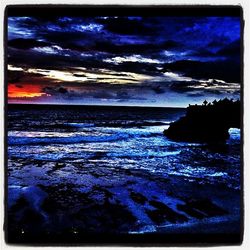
[7,156,241,244]
[164,99,240,143]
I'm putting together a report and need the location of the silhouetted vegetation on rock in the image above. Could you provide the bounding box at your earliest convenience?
[164,98,240,143]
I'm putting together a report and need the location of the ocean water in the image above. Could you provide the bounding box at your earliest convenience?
[7,104,241,239]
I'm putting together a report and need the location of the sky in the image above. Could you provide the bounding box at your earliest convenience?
[7,12,241,107]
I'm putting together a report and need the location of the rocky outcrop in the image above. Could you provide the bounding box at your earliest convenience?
[164,98,240,143]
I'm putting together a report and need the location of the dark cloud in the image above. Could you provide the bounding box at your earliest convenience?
[8,49,105,71]
[72,73,86,77]
[116,91,129,99]
[168,78,239,96]
[216,39,240,58]
[94,41,153,54]
[58,87,68,94]
[117,96,147,102]
[169,81,198,93]
[8,38,51,50]
[110,62,160,76]
[8,69,46,83]
[8,70,23,83]
[151,86,166,94]
[163,59,240,83]
[8,47,161,77]
[92,91,115,99]
[101,72,132,77]
[188,48,216,58]
[97,17,155,35]
[65,40,181,55]
[205,89,224,95]
[161,40,182,49]
[92,89,144,101]
[186,92,204,97]
[207,40,222,48]
[42,86,55,95]
[43,86,69,96]
[43,31,91,45]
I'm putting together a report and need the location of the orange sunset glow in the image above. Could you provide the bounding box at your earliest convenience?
[8,83,45,98]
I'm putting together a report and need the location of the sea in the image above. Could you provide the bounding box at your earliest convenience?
[7,104,241,241]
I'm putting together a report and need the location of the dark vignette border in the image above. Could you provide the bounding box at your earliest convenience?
[3,4,244,247]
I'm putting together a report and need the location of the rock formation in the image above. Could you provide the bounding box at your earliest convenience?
[164,98,240,143]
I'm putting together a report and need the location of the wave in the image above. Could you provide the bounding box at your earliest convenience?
[8,133,132,145]
[8,123,168,146]
[107,150,181,158]
[10,121,170,131]
[57,121,170,129]
[96,121,170,128]
[66,123,95,128]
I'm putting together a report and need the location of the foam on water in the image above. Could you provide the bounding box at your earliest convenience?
[8,107,241,189]
[229,128,240,140]
[8,133,131,145]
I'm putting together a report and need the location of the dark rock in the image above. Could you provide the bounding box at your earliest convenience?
[9,197,28,211]
[130,191,147,205]
[41,196,60,213]
[164,98,240,143]
[185,198,228,217]
[21,208,44,224]
[147,200,188,224]
[73,201,136,233]
[177,203,206,219]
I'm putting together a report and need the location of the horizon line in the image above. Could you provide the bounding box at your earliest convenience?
[7,102,187,109]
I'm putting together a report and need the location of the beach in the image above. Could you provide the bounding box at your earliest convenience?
[6,104,241,244]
